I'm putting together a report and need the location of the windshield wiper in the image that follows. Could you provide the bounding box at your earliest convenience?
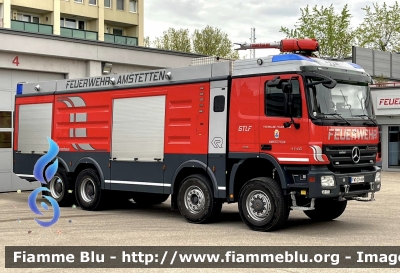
[323,113,352,126]
[354,114,378,126]
[355,94,377,126]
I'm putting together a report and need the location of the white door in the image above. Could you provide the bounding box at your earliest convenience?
[0,68,65,192]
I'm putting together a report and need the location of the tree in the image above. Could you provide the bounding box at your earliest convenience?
[152,28,192,53]
[143,36,151,47]
[192,25,239,59]
[279,4,356,59]
[373,74,389,86]
[355,1,400,52]
[149,25,240,59]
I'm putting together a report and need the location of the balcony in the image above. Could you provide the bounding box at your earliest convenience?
[11,20,53,35]
[60,27,98,41]
[9,21,137,46]
[104,34,138,46]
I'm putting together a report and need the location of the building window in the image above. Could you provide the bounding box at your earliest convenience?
[0,132,11,149]
[66,19,76,28]
[60,18,85,30]
[265,79,302,117]
[0,111,12,149]
[104,0,111,8]
[117,0,124,10]
[129,0,137,12]
[17,14,40,23]
[113,28,123,35]
[388,126,400,167]
[62,18,77,28]
[74,0,83,3]
[0,112,11,129]
[89,0,97,5]
[78,21,85,30]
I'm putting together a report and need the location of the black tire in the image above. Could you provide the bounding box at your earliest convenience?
[75,168,105,211]
[132,193,170,206]
[304,199,347,221]
[177,174,222,224]
[45,169,73,207]
[238,177,289,232]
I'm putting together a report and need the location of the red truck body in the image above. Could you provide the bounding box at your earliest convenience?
[13,47,381,232]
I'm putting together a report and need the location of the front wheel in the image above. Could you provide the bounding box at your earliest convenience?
[304,199,347,221]
[238,177,289,232]
[177,174,222,224]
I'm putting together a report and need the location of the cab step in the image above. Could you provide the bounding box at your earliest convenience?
[348,193,375,202]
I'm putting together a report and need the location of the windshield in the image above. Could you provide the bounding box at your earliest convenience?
[306,78,374,119]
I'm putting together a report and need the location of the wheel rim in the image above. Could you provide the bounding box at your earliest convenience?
[49,176,63,199]
[80,178,96,203]
[246,190,272,222]
[184,185,205,214]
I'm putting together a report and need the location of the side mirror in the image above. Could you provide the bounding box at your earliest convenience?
[267,76,282,88]
[281,82,292,94]
[322,79,337,89]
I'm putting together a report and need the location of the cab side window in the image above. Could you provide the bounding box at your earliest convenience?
[265,79,302,117]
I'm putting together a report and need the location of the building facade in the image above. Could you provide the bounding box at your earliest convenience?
[370,83,400,172]
[0,29,205,192]
[351,46,400,171]
[0,0,143,46]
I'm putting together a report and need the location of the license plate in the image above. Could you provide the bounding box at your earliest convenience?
[350,176,365,183]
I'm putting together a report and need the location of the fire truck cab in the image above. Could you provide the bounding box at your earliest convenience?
[13,39,381,232]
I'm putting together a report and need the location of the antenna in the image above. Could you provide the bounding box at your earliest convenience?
[250,28,256,58]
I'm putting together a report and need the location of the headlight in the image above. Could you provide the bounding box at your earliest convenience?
[375,171,381,183]
[321,175,335,187]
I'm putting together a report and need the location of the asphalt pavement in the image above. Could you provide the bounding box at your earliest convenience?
[1,171,400,273]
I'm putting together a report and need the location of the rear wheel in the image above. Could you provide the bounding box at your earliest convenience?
[238,177,289,232]
[177,174,222,224]
[132,193,170,206]
[304,199,347,221]
[75,168,106,211]
[46,169,73,207]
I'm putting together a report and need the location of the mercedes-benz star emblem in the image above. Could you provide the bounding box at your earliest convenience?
[352,147,361,164]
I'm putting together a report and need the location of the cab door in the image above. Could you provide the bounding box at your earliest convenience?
[258,74,310,164]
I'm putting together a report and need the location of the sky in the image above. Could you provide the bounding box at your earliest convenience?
[143,0,398,58]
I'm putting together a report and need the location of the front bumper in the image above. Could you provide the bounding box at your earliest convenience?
[307,166,381,199]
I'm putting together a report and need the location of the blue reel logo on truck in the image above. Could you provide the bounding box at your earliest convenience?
[28,137,61,227]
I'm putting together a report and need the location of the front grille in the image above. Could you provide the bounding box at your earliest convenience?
[323,145,377,169]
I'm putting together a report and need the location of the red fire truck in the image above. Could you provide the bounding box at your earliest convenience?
[13,38,381,232]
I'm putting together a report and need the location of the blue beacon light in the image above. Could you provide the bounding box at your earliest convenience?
[16,83,24,95]
[271,54,316,63]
